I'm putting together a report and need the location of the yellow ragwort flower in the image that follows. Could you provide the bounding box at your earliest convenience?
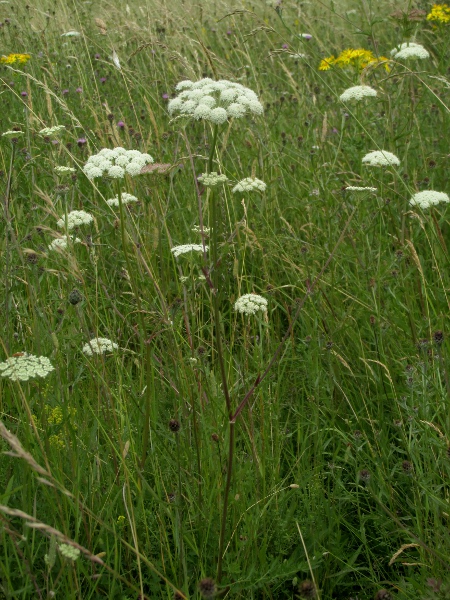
[427,3,450,23]
[319,48,391,72]
[319,55,335,70]
[0,53,31,65]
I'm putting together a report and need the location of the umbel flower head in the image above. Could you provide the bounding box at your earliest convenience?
[171,244,208,258]
[232,177,266,193]
[59,544,80,561]
[48,235,81,251]
[409,190,449,209]
[82,338,118,356]
[234,293,268,315]
[106,192,138,207]
[83,148,154,179]
[0,353,54,381]
[198,172,228,187]
[390,42,429,60]
[56,210,93,230]
[168,78,263,124]
[362,150,400,167]
[39,125,66,136]
[346,186,377,192]
[2,130,24,138]
[339,85,377,103]
[55,166,76,174]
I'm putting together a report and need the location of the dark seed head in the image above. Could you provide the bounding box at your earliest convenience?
[358,469,371,482]
[374,590,392,600]
[298,579,316,598]
[433,330,444,345]
[68,289,83,305]
[402,460,413,474]
[211,433,219,442]
[169,419,181,433]
[198,577,216,598]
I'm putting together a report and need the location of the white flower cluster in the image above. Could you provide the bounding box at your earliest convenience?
[56,210,93,230]
[362,150,400,167]
[339,85,377,103]
[168,78,263,124]
[390,42,429,60]
[83,148,154,180]
[192,225,211,235]
[39,125,66,136]
[346,186,377,192]
[61,30,81,37]
[291,53,308,59]
[198,172,229,186]
[409,190,449,209]
[234,293,268,316]
[2,130,24,138]
[232,177,267,193]
[171,244,208,258]
[0,353,54,381]
[59,544,81,561]
[55,166,76,174]
[48,235,81,251]
[106,192,139,207]
[82,338,118,356]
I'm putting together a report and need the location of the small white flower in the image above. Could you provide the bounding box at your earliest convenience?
[39,125,66,136]
[291,53,308,59]
[409,190,449,209]
[108,165,125,178]
[191,224,211,235]
[339,85,377,103]
[198,172,228,187]
[0,353,54,381]
[232,177,266,193]
[346,186,377,192]
[171,244,208,258]
[56,210,93,230]
[59,544,81,561]
[106,192,139,207]
[2,130,24,138]
[55,166,76,173]
[234,293,268,316]
[193,104,212,120]
[227,103,247,118]
[125,161,144,176]
[391,42,429,60]
[362,150,400,167]
[48,236,81,251]
[82,338,118,356]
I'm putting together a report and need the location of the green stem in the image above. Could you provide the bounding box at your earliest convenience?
[3,143,16,353]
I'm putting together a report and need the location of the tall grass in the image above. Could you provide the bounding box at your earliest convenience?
[1,0,450,598]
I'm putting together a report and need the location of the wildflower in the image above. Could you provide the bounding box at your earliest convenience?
[232,177,266,193]
[427,3,450,24]
[300,33,312,40]
[390,42,429,60]
[346,186,377,192]
[75,87,82,93]
[49,434,66,449]
[39,125,65,136]
[0,53,31,65]
[21,92,28,98]
[291,53,308,59]
[198,172,228,186]
[117,120,125,128]
[198,578,216,599]
[56,210,93,230]
[61,31,81,37]
[106,192,138,207]
[192,225,211,235]
[362,150,400,167]
[168,78,263,123]
[319,48,390,72]
[171,244,207,258]
[55,166,76,174]
[77,138,87,146]
[2,130,24,138]
[48,235,81,251]
[83,148,154,179]
[339,85,377,102]
[59,544,80,561]
[0,353,54,381]
[319,55,335,70]
[82,337,118,356]
[409,190,449,209]
[234,293,268,315]
[62,89,69,95]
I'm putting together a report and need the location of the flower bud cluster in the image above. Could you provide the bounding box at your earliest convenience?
[234,293,268,315]
[56,210,93,230]
[106,192,139,207]
[48,235,81,251]
[55,166,76,174]
[39,125,66,136]
[0,353,55,381]
[198,172,228,186]
[362,150,400,167]
[83,148,154,179]
[82,338,118,356]
[409,190,449,209]
[171,244,208,258]
[232,177,267,193]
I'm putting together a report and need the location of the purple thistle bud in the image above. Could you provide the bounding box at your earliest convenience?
[100,77,107,83]
[62,89,69,95]
[117,121,125,129]
[21,91,28,97]
[162,93,169,99]
[75,87,82,93]
[77,137,87,146]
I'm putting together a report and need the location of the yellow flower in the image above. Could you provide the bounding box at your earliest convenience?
[49,434,65,449]
[427,3,450,23]
[117,515,126,526]
[0,53,31,65]
[319,55,335,70]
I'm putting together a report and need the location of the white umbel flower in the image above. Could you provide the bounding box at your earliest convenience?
[198,172,228,186]
[168,78,263,123]
[61,30,81,37]
[48,235,81,251]
[106,192,139,207]
[232,177,267,193]
[59,544,81,561]
[234,293,268,315]
[82,338,118,356]
[391,42,429,60]
[0,353,54,381]
[171,244,208,258]
[55,166,76,173]
[2,130,24,138]
[39,125,66,136]
[56,210,93,230]
[346,186,377,192]
[409,190,449,209]
[339,85,377,103]
[83,148,154,179]
[362,150,400,167]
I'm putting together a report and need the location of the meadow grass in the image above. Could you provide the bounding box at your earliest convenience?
[1,0,450,598]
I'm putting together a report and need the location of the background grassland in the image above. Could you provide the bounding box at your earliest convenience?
[0,0,450,598]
